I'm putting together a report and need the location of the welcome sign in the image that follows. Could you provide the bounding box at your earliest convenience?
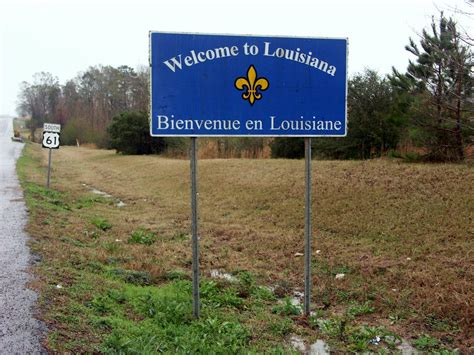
[150,32,347,137]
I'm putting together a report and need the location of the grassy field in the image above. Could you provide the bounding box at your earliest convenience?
[18,142,473,353]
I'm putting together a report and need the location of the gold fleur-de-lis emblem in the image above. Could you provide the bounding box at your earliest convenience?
[234,65,269,105]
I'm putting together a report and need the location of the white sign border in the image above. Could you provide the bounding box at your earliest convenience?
[148,31,349,138]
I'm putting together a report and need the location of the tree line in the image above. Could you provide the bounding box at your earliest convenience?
[17,13,472,161]
[17,65,149,146]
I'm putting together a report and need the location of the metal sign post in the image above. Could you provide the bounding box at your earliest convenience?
[190,137,200,318]
[304,138,312,316]
[42,123,61,189]
[47,148,52,188]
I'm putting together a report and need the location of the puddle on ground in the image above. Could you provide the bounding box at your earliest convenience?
[82,183,112,198]
[290,325,416,354]
[309,339,330,354]
[290,335,306,352]
[82,183,125,207]
[291,290,304,307]
[397,339,418,354]
[90,188,113,198]
[290,335,330,355]
[289,334,416,354]
[209,270,238,282]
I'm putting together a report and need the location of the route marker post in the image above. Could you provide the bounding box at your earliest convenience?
[42,123,61,188]
[47,148,52,188]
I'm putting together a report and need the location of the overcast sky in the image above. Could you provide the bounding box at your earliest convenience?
[0,0,471,115]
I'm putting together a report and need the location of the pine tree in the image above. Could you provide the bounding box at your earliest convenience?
[390,13,473,161]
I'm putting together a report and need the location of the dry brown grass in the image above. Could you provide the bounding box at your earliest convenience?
[197,139,272,159]
[27,143,473,351]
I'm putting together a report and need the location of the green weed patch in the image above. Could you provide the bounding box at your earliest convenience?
[91,217,112,231]
[128,228,157,245]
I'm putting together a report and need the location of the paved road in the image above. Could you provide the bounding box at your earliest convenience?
[0,117,45,353]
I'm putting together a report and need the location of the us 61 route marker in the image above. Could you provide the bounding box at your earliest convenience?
[42,131,60,149]
[150,32,348,318]
[42,123,61,188]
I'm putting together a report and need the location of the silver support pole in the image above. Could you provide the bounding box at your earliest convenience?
[304,138,312,316]
[47,148,52,188]
[190,137,200,318]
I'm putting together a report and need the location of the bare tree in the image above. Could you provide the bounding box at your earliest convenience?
[17,72,60,141]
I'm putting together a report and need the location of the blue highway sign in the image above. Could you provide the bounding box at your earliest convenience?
[150,32,347,137]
